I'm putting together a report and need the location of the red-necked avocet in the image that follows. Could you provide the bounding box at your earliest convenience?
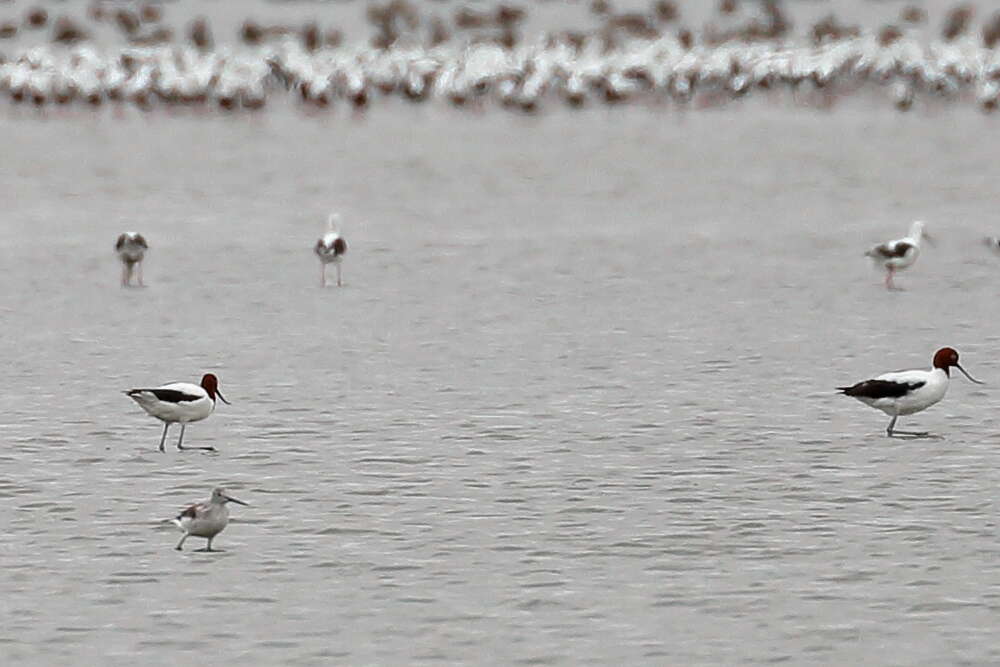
[172,487,248,552]
[115,231,148,287]
[838,347,983,438]
[125,373,230,452]
[864,220,931,290]
[315,213,347,287]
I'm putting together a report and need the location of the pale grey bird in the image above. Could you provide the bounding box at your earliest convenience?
[172,487,248,552]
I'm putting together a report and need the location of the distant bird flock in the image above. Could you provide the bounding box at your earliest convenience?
[4,1,1000,111]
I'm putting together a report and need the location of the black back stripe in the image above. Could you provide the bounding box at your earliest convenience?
[874,242,914,259]
[128,388,202,403]
[838,379,925,399]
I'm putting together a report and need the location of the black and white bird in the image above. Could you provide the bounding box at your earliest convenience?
[315,213,347,287]
[838,347,983,438]
[115,231,148,287]
[865,221,930,290]
[125,373,230,452]
[173,487,249,552]
[983,236,1000,253]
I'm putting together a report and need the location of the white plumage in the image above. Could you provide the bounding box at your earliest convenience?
[864,220,929,290]
[115,231,148,287]
[315,213,348,287]
[126,373,230,452]
[839,347,983,437]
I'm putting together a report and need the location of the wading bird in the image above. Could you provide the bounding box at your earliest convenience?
[315,213,347,287]
[126,373,229,452]
[865,220,931,290]
[115,231,148,287]
[173,487,249,552]
[838,347,983,437]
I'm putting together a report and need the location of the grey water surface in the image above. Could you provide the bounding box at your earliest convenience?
[3,105,1000,665]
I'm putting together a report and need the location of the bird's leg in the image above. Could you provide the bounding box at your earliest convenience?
[175,534,188,551]
[159,422,170,452]
[121,262,129,287]
[137,260,144,287]
[886,415,929,438]
[336,262,342,287]
[321,263,327,288]
[176,423,216,452]
[206,537,214,552]
[885,415,896,436]
[886,267,902,291]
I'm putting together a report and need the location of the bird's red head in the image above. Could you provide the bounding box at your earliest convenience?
[932,347,960,372]
[200,373,230,404]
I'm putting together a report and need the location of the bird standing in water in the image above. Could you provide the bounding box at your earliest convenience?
[125,373,230,452]
[173,487,249,552]
[865,221,931,290]
[838,347,983,438]
[315,213,347,287]
[115,232,148,287]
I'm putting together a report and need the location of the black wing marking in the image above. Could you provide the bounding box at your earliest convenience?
[332,237,347,256]
[838,379,925,399]
[133,234,148,249]
[128,388,202,403]
[872,242,914,259]
[115,233,127,251]
[177,505,198,520]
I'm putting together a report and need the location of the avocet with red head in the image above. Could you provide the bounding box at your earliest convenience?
[864,221,931,290]
[315,213,347,287]
[125,373,230,452]
[838,347,983,438]
[115,231,148,287]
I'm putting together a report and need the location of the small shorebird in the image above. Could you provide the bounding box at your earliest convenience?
[865,221,931,290]
[983,237,1000,253]
[315,213,347,287]
[838,347,983,437]
[115,232,148,287]
[173,487,249,552]
[125,373,230,452]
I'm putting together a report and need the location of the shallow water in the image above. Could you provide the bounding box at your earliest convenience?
[3,105,1000,665]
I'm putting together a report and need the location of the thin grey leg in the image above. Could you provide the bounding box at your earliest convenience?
[175,534,188,551]
[887,415,929,438]
[336,262,342,287]
[176,423,215,451]
[158,422,170,452]
[137,260,144,287]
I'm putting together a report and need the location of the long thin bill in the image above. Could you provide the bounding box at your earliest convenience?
[225,496,249,506]
[216,390,231,405]
[956,364,985,384]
